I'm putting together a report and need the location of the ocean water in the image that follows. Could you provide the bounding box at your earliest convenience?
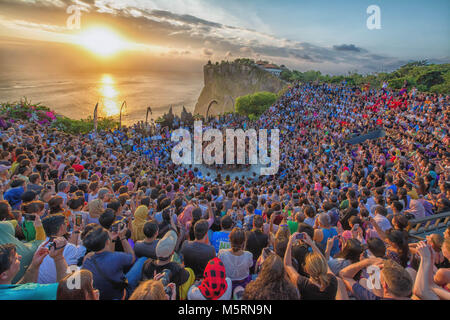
[0,71,204,125]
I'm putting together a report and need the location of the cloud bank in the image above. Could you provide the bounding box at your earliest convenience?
[0,0,447,74]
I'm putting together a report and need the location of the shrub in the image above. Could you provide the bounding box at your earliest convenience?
[0,98,118,135]
[52,116,118,135]
[235,91,277,117]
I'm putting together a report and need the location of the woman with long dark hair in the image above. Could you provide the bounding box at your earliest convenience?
[328,238,364,275]
[369,216,410,267]
[386,229,410,268]
[243,253,299,300]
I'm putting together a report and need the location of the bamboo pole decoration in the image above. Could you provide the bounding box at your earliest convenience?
[93,102,98,134]
[119,101,126,128]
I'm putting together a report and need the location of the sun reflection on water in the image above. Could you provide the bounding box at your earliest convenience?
[99,74,120,117]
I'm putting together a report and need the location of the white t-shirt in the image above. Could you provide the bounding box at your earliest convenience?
[37,238,86,284]
[365,197,376,215]
[217,250,253,281]
[187,278,233,300]
[89,192,99,202]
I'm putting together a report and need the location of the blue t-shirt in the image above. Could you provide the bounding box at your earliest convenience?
[386,184,397,195]
[210,231,231,253]
[82,251,133,300]
[351,282,393,300]
[0,283,58,300]
[320,227,339,257]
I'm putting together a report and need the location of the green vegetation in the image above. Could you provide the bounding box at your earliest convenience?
[53,116,119,135]
[233,58,256,65]
[209,58,256,66]
[281,70,324,83]
[280,60,450,94]
[0,99,119,135]
[235,91,277,118]
[209,58,281,68]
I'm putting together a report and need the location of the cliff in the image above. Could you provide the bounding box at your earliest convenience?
[194,62,286,116]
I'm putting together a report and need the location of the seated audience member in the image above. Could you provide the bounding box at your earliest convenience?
[141,230,192,299]
[187,257,232,300]
[210,215,233,253]
[218,228,253,292]
[129,279,176,300]
[180,219,216,279]
[245,215,269,271]
[243,253,299,300]
[340,258,413,300]
[134,220,159,259]
[57,269,99,300]
[284,232,338,300]
[38,215,85,284]
[82,224,136,300]
[0,238,69,300]
[131,205,149,242]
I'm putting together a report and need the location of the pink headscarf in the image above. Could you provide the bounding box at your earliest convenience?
[178,204,195,227]
[127,182,134,192]
[341,230,353,241]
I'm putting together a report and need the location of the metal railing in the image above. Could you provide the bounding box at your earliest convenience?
[406,211,450,241]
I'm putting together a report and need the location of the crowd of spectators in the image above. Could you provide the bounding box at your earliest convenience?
[0,82,449,300]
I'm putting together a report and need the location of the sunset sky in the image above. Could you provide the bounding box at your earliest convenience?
[0,0,449,75]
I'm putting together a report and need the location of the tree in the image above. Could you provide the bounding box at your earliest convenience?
[235,92,277,117]
[417,71,444,88]
[388,78,406,89]
[234,58,255,65]
[280,70,292,82]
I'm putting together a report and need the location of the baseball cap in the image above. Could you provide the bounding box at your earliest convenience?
[156,229,177,259]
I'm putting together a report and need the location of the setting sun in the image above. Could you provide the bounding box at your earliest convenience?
[77,27,127,57]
